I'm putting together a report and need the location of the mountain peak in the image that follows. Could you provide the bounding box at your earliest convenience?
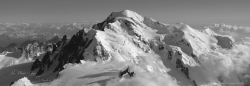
[108,10,144,22]
[23,10,242,86]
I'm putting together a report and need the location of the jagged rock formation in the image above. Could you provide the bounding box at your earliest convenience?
[25,10,250,86]
[0,35,63,70]
[119,67,135,78]
[0,34,62,56]
[31,29,97,75]
[19,42,44,60]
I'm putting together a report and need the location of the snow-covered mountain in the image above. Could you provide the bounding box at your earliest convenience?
[2,10,250,86]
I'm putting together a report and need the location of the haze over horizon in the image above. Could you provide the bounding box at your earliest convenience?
[0,0,249,26]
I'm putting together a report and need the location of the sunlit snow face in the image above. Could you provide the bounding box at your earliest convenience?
[103,65,179,86]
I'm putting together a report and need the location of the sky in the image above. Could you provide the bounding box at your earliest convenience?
[0,0,249,26]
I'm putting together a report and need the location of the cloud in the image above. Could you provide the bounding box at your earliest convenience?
[206,24,250,41]
[210,24,250,32]
[199,41,250,81]
[201,25,250,80]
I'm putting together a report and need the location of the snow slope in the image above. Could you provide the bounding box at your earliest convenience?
[6,10,250,86]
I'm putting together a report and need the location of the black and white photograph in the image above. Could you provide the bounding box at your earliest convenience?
[0,0,249,86]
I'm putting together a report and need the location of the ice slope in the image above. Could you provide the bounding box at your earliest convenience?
[0,51,28,69]
[11,77,35,86]
[9,10,249,86]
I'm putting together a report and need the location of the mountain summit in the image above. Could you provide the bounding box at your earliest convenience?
[8,10,249,86]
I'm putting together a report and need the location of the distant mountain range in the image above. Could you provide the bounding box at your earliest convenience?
[0,22,96,47]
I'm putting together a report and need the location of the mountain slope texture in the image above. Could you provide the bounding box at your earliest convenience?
[6,10,250,86]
